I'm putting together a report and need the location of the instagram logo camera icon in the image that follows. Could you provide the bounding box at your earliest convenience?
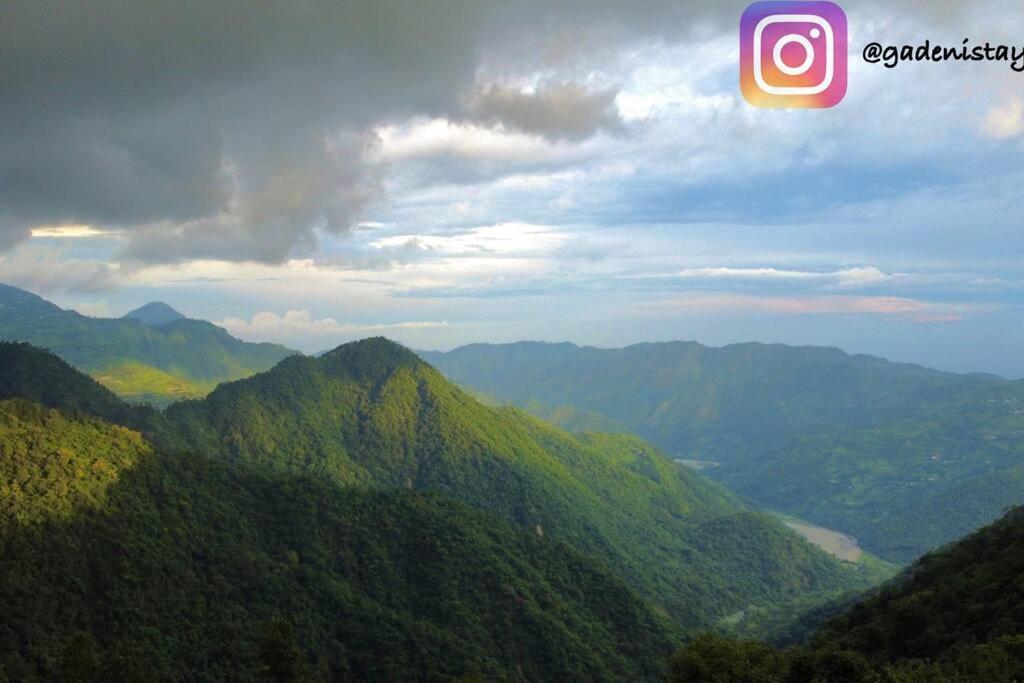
[740,1,847,108]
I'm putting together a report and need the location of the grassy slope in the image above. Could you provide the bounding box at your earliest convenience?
[91,360,214,405]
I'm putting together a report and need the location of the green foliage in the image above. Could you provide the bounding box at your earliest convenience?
[0,283,294,404]
[91,359,214,406]
[669,508,1024,682]
[159,338,889,627]
[0,399,150,528]
[0,343,133,424]
[259,619,313,682]
[0,400,676,681]
[668,633,786,683]
[816,506,1024,662]
[0,337,900,680]
[424,341,1024,563]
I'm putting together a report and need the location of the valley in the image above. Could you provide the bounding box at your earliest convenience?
[771,513,863,563]
[425,340,1024,564]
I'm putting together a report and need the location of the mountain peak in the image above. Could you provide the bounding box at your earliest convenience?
[318,337,426,381]
[123,301,186,326]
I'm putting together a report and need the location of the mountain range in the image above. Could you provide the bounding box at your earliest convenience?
[0,338,889,680]
[2,284,1022,679]
[423,341,1024,562]
[0,284,295,405]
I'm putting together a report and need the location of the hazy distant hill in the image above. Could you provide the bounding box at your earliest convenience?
[0,283,295,405]
[121,301,186,326]
[423,341,1024,562]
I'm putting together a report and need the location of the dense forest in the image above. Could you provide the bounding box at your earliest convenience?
[0,400,676,680]
[0,284,294,404]
[155,338,891,627]
[0,338,898,680]
[4,330,1022,680]
[424,340,1024,562]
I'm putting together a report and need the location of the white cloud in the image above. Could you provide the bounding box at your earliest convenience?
[372,223,569,257]
[30,224,113,238]
[375,119,556,163]
[629,266,897,289]
[217,310,448,340]
[982,98,1024,139]
[653,293,980,320]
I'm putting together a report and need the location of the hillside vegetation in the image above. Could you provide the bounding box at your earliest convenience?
[0,400,676,681]
[159,338,891,628]
[0,283,294,406]
[424,341,1024,562]
[668,506,1024,682]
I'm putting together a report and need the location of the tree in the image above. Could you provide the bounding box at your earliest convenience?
[668,633,786,682]
[259,618,311,682]
[56,632,101,683]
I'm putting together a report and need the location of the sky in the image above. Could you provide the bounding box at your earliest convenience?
[0,0,1022,377]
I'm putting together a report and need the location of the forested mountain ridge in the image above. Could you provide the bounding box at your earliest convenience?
[0,338,891,637]
[0,399,677,680]
[423,340,1024,562]
[158,337,891,627]
[0,343,137,425]
[421,340,1006,461]
[669,506,1024,682]
[0,283,295,405]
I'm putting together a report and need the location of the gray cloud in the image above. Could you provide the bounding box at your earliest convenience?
[0,248,122,294]
[468,83,623,141]
[0,0,990,264]
[123,131,385,263]
[0,0,752,263]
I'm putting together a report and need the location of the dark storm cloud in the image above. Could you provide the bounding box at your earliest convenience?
[0,0,952,263]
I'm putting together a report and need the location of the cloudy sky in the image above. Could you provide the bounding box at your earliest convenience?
[1,0,1022,376]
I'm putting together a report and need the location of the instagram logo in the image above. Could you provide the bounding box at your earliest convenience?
[740,1,847,108]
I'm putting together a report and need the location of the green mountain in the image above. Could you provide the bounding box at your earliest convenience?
[0,339,893,680]
[423,341,1024,562]
[158,338,891,629]
[122,301,186,326]
[668,506,1024,682]
[0,283,295,405]
[817,506,1024,666]
[0,342,135,425]
[0,398,676,681]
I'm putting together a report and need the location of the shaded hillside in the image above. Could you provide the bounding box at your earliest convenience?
[0,399,676,681]
[0,283,295,405]
[817,506,1024,663]
[160,338,891,628]
[668,507,1024,682]
[0,343,136,425]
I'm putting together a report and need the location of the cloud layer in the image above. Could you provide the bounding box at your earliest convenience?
[2,0,1022,375]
